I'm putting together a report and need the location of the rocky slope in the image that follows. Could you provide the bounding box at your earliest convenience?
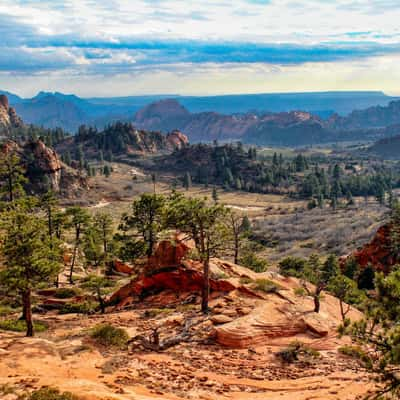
[0,235,373,400]
[328,100,400,130]
[56,123,189,161]
[366,133,400,159]
[1,139,88,196]
[0,94,23,133]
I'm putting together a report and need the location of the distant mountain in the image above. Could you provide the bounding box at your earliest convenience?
[14,94,89,133]
[176,91,395,116]
[133,98,400,146]
[1,90,397,134]
[0,90,23,105]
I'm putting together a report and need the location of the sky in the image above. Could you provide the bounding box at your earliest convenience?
[0,0,400,97]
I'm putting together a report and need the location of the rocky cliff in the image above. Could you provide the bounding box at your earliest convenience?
[1,139,87,196]
[345,224,398,274]
[0,94,23,133]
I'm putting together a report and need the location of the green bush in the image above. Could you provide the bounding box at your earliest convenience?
[276,341,320,363]
[27,387,80,400]
[0,319,47,333]
[239,277,254,285]
[239,253,268,273]
[338,345,372,369]
[0,305,18,316]
[59,301,97,315]
[254,278,282,293]
[294,287,306,296]
[278,256,308,277]
[90,324,129,348]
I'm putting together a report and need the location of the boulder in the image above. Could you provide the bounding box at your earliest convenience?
[211,314,234,324]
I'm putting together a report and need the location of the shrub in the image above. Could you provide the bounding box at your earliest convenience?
[59,301,97,315]
[239,253,268,273]
[254,278,282,293]
[0,319,47,333]
[28,387,80,400]
[142,308,173,318]
[338,345,372,369]
[294,287,306,296]
[90,324,129,348]
[0,305,18,316]
[278,256,308,277]
[239,277,254,285]
[276,341,320,363]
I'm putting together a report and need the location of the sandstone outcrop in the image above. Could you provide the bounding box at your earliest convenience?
[109,235,362,349]
[0,94,23,133]
[344,224,398,273]
[0,139,88,196]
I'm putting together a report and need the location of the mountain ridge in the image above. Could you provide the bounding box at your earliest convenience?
[2,90,397,134]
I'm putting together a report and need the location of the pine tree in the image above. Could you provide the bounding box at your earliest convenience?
[212,186,219,203]
[183,172,192,191]
[0,151,27,202]
[0,206,62,336]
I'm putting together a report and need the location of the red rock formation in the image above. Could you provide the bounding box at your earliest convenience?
[0,95,23,132]
[109,235,234,308]
[146,234,194,271]
[347,224,397,273]
[113,260,134,275]
[110,267,236,307]
[166,130,189,150]
[0,94,9,109]
[0,139,88,196]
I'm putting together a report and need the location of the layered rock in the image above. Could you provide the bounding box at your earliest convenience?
[109,235,361,349]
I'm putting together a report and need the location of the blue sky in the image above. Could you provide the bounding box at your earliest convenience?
[0,0,400,96]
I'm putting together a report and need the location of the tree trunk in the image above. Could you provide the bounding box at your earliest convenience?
[8,175,13,202]
[313,294,320,313]
[339,299,344,321]
[97,288,105,314]
[201,257,210,314]
[69,229,80,283]
[20,301,27,321]
[22,289,33,337]
[234,236,239,264]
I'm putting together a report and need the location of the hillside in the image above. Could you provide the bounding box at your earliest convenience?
[1,139,88,197]
[366,134,400,159]
[0,235,371,400]
[55,122,189,162]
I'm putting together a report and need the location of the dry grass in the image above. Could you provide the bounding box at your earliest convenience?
[253,200,387,263]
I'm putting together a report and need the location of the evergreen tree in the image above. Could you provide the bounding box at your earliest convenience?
[212,186,219,204]
[183,172,192,191]
[66,207,91,283]
[0,206,62,336]
[121,194,166,257]
[0,151,27,202]
[166,193,228,313]
[103,165,111,177]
